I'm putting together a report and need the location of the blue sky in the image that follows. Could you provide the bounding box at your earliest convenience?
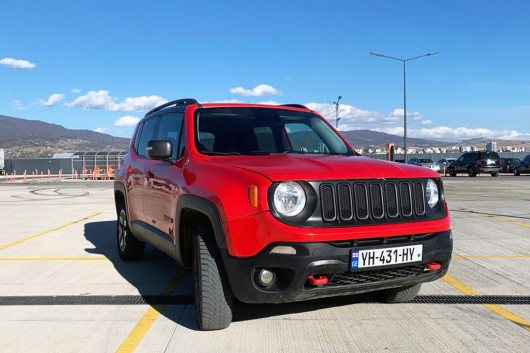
[1,0,530,141]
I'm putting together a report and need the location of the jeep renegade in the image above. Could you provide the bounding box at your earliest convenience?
[114,99,452,330]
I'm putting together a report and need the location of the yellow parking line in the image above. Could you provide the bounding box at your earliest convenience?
[0,257,108,261]
[115,267,186,353]
[0,212,102,251]
[443,275,530,331]
[452,255,530,259]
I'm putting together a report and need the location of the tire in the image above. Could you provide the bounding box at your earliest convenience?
[117,202,145,261]
[491,172,499,177]
[193,224,233,330]
[467,167,477,177]
[514,168,520,176]
[377,283,422,303]
[448,169,457,177]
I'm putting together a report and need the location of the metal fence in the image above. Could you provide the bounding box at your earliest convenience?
[366,152,529,161]
[4,151,126,178]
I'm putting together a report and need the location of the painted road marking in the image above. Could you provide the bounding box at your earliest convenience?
[443,274,530,332]
[115,267,186,353]
[458,208,530,229]
[0,212,103,251]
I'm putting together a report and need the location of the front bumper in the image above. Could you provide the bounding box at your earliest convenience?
[222,230,452,303]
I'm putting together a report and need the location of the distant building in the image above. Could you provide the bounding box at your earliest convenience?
[460,146,472,152]
[486,141,497,152]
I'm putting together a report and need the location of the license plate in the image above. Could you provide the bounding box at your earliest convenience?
[350,244,423,269]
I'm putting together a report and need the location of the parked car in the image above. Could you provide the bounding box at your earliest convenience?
[114,99,452,330]
[513,155,530,175]
[500,158,521,173]
[438,158,456,170]
[447,151,501,177]
[408,158,441,173]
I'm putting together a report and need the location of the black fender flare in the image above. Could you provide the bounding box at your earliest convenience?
[114,181,128,214]
[175,194,227,265]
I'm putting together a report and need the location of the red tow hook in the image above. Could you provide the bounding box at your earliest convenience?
[308,275,328,286]
[426,262,442,270]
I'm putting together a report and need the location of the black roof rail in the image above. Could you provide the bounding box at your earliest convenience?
[281,104,309,109]
[146,98,200,116]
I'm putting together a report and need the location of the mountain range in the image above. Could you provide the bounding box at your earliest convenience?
[0,115,527,158]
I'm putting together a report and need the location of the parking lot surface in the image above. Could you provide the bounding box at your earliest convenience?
[0,175,529,352]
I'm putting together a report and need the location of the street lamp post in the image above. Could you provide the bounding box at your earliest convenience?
[333,95,342,129]
[370,51,439,162]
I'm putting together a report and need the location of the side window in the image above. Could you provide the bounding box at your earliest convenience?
[156,113,184,160]
[133,123,143,153]
[457,155,464,162]
[137,118,159,158]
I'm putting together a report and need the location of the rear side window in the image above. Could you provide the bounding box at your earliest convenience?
[133,124,143,153]
[156,113,184,159]
[480,152,500,160]
[137,118,159,157]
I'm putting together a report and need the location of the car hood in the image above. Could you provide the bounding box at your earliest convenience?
[206,154,439,181]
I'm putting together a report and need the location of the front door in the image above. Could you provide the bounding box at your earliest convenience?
[143,112,184,245]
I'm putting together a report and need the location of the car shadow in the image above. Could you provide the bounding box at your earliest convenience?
[83,220,373,330]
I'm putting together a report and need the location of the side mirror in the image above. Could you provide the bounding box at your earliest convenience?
[146,140,172,160]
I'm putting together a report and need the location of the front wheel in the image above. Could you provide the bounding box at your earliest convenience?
[514,168,520,176]
[117,202,145,261]
[193,224,233,330]
[377,283,422,303]
[491,172,499,177]
[448,169,457,177]
[467,167,477,177]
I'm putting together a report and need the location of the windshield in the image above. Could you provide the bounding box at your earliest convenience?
[418,159,434,163]
[195,107,353,156]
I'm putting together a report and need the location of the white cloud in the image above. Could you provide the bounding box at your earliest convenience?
[65,90,114,109]
[229,84,280,97]
[306,102,530,140]
[35,93,65,107]
[110,95,167,112]
[64,90,167,112]
[115,115,141,127]
[11,99,25,110]
[94,127,110,134]
[0,57,36,69]
[257,100,281,105]
[71,88,82,94]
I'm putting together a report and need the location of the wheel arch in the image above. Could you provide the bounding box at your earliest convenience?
[176,194,227,269]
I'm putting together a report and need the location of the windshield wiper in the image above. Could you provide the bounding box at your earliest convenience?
[201,151,241,156]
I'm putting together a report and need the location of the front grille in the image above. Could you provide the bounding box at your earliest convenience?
[320,180,427,223]
[325,264,425,287]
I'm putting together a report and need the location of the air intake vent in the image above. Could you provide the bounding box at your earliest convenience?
[337,184,353,220]
[400,183,413,216]
[413,182,426,215]
[370,184,384,218]
[320,184,336,221]
[385,182,399,217]
[354,184,369,219]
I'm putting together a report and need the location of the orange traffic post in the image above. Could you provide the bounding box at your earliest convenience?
[23,170,27,183]
[48,169,51,179]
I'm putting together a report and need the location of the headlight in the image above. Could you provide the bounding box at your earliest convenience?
[425,179,439,208]
[273,182,306,217]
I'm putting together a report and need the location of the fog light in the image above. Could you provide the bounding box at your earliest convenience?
[257,269,275,287]
[270,245,297,255]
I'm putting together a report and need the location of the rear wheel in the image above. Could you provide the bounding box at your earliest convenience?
[514,168,520,176]
[377,283,422,303]
[117,202,145,261]
[491,172,499,177]
[193,224,233,330]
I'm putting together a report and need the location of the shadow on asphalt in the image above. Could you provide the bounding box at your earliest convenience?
[83,220,373,330]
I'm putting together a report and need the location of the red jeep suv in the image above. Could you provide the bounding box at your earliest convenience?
[114,99,452,330]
